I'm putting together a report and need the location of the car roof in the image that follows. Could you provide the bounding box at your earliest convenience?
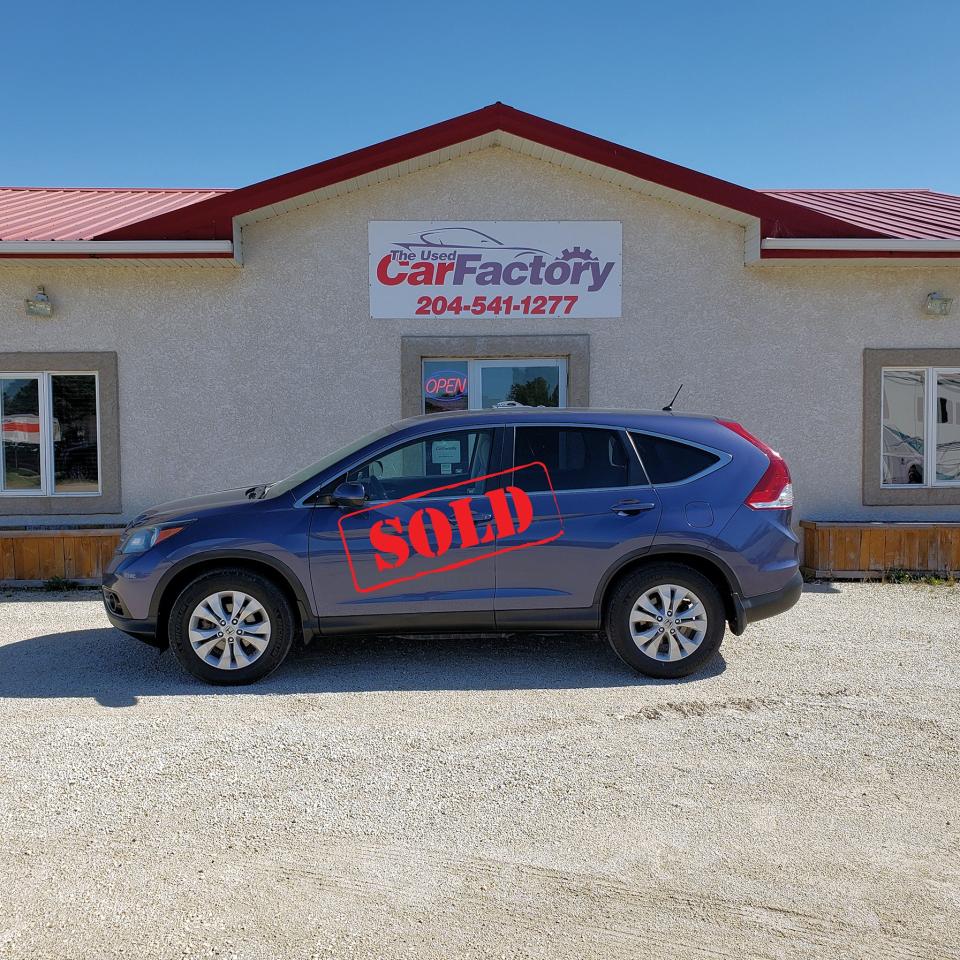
[394,407,716,431]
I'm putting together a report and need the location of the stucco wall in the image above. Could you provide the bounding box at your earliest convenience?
[2,146,959,524]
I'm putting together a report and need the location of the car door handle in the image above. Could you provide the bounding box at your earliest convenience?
[611,500,657,516]
[471,512,493,523]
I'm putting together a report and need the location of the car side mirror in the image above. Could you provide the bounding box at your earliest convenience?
[332,481,367,509]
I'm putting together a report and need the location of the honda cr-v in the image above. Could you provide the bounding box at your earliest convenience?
[102,409,801,684]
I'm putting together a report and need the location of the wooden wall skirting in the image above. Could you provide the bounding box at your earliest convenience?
[2,522,959,586]
[801,521,960,579]
[0,529,123,584]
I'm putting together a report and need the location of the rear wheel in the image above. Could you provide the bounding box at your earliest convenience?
[168,569,295,685]
[605,563,725,679]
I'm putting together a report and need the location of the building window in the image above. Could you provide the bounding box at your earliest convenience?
[402,335,589,420]
[881,367,960,487]
[0,372,100,497]
[422,358,567,414]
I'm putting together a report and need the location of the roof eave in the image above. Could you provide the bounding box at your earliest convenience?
[757,237,960,263]
[0,239,235,266]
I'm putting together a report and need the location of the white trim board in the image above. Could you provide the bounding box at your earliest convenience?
[762,238,960,252]
[0,240,233,254]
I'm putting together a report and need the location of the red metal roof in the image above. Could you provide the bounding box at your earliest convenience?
[0,187,230,241]
[96,104,886,244]
[4,106,960,251]
[762,189,960,240]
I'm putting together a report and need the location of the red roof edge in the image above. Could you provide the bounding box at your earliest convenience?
[96,103,889,243]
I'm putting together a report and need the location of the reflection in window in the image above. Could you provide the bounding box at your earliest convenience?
[882,370,925,485]
[937,373,960,482]
[481,365,560,409]
[1,378,42,490]
[0,372,101,497]
[52,375,99,493]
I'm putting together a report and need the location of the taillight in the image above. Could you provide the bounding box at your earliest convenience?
[716,419,794,510]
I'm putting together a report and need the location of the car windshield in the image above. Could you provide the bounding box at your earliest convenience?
[263,423,398,499]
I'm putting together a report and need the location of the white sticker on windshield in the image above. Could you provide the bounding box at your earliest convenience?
[432,440,461,464]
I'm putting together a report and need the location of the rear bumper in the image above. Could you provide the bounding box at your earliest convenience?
[731,570,803,635]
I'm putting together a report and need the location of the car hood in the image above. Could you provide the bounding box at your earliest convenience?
[130,487,256,526]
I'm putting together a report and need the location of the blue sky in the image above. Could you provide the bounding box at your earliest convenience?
[3,0,958,192]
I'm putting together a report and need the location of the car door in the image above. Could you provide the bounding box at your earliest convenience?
[308,425,504,632]
[494,423,662,627]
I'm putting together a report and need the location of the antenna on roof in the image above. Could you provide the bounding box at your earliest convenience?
[662,384,683,412]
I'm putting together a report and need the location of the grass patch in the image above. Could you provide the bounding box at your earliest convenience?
[42,576,81,592]
[883,568,957,585]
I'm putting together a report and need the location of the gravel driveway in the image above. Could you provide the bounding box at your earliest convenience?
[1,582,958,959]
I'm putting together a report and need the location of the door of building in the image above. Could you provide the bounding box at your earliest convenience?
[422,358,568,414]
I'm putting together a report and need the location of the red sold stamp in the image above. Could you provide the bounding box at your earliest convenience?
[338,461,563,593]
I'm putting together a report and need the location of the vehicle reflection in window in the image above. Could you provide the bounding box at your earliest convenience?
[881,370,925,485]
[481,366,559,409]
[937,372,960,482]
[1,378,41,491]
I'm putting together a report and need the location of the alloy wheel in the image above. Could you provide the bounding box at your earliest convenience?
[187,590,272,670]
[629,583,708,661]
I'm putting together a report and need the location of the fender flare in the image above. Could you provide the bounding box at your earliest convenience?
[592,544,746,633]
[148,549,315,626]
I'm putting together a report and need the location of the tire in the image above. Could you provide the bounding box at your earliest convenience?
[167,568,296,685]
[604,563,725,679]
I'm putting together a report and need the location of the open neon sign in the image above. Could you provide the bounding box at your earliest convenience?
[423,371,467,398]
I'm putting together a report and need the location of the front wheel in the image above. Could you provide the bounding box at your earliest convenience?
[604,563,725,679]
[168,569,296,685]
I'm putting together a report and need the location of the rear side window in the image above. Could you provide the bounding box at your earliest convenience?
[629,432,720,484]
[514,426,644,492]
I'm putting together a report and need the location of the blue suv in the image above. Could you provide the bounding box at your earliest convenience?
[102,409,801,685]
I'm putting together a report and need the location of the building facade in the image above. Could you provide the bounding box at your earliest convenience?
[1,104,959,534]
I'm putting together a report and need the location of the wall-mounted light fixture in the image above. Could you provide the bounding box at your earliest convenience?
[924,292,953,317]
[24,285,54,318]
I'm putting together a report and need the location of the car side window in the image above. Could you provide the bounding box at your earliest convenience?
[629,432,720,484]
[513,426,644,492]
[345,429,494,500]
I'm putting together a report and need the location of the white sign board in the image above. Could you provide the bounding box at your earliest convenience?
[369,221,621,319]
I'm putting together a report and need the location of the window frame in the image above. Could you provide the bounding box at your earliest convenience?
[421,357,568,414]
[863,349,960,507]
[0,369,102,498]
[402,335,589,420]
[880,365,960,490]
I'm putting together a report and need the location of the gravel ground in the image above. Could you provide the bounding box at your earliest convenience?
[0,582,958,960]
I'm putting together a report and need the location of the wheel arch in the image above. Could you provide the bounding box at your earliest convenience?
[150,551,316,647]
[596,547,745,634]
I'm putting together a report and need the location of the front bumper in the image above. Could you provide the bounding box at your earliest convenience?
[730,570,803,635]
[102,587,162,646]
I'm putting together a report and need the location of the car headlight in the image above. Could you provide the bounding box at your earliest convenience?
[120,523,189,555]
